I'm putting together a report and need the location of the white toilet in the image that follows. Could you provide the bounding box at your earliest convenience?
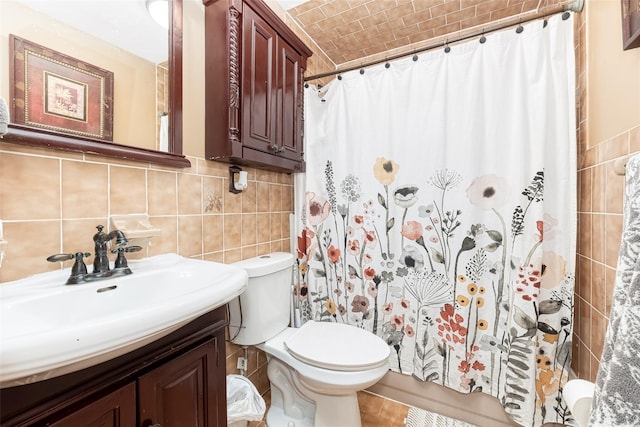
[228,252,390,427]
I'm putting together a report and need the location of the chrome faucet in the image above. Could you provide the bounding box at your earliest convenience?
[47,225,142,285]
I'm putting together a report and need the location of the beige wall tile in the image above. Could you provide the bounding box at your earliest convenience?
[148,216,178,256]
[178,173,203,215]
[203,214,224,253]
[0,220,60,282]
[590,261,605,314]
[148,170,178,215]
[242,214,258,246]
[178,215,203,257]
[0,153,60,221]
[257,213,271,244]
[604,214,623,268]
[242,181,258,213]
[203,176,224,214]
[224,186,243,214]
[61,161,108,219]
[223,214,242,249]
[269,184,283,212]
[110,166,147,215]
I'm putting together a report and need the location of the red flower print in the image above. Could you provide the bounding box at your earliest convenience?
[364,266,376,280]
[458,360,471,373]
[472,361,486,371]
[353,215,364,227]
[297,228,314,259]
[327,245,341,263]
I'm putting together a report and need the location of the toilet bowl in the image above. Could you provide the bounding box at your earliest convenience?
[228,252,391,427]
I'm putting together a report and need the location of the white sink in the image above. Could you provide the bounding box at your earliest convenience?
[0,253,248,388]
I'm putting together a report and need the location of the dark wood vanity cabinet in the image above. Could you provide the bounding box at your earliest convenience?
[0,308,227,427]
[204,0,312,173]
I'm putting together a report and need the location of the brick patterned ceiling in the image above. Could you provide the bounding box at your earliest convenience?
[285,0,574,66]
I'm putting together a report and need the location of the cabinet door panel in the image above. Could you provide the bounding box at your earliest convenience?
[48,383,136,427]
[138,339,222,427]
[277,39,303,162]
[242,5,277,152]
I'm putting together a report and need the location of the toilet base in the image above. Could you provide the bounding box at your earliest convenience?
[267,357,363,427]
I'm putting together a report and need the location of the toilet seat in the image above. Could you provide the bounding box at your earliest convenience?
[284,321,389,371]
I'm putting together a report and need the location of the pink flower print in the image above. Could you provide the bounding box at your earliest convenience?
[400,298,411,311]
[351,295,369,313]
[465,174,510,210]
[345,282,355,293]
[363,253,373,264]
[306,192,331,226]
[401,221,423,241]
[404,324,415,337]
[383,302,393,314]
[391,315,404,330]
[364,230,377,248]
[347,239,360,256]
[367,283,378,297]
[353,215,364,228]
[459,375,473,391]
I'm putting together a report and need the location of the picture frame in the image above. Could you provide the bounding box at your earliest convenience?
[9,35,114,140]
[622,0,640,50]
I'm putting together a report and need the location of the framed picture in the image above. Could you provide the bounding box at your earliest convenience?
[9,35,114,140]
[622,0,640,50]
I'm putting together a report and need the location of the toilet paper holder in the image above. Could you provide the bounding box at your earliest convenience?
[229,165,248,193]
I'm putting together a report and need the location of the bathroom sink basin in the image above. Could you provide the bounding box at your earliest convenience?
[0,253,248,388]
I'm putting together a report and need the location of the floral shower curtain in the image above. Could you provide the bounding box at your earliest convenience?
[294,13,576,427]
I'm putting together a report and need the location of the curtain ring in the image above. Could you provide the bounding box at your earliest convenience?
[444,40,451,53]
[412,54,419,61]
[385,62,390,69]
[479,34,487,44]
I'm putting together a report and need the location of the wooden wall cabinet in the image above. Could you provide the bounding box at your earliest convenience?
[0,308,227,427]
[204,0,312,173]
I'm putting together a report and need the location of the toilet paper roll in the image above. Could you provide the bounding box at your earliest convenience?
[563,379,595,427]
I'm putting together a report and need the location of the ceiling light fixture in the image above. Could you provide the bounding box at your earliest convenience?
[146,0,169,29]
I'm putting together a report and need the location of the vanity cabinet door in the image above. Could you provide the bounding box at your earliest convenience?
[137,337,224,427]
[47,383,136,427]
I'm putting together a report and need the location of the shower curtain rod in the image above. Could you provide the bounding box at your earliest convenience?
[303,0,583,83]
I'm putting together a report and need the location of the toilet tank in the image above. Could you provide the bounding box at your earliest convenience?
[228,252,294,346]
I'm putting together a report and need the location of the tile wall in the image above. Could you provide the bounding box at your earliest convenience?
[0,143,294,284]
[572,124,640,381]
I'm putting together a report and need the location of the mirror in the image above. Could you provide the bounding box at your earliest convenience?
[0,0,188,168]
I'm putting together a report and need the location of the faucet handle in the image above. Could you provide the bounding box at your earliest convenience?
[112,245,142,270]
[47,252,91,285]
[47,253,76,262]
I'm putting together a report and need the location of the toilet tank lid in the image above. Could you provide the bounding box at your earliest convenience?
[232,252,294,277]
